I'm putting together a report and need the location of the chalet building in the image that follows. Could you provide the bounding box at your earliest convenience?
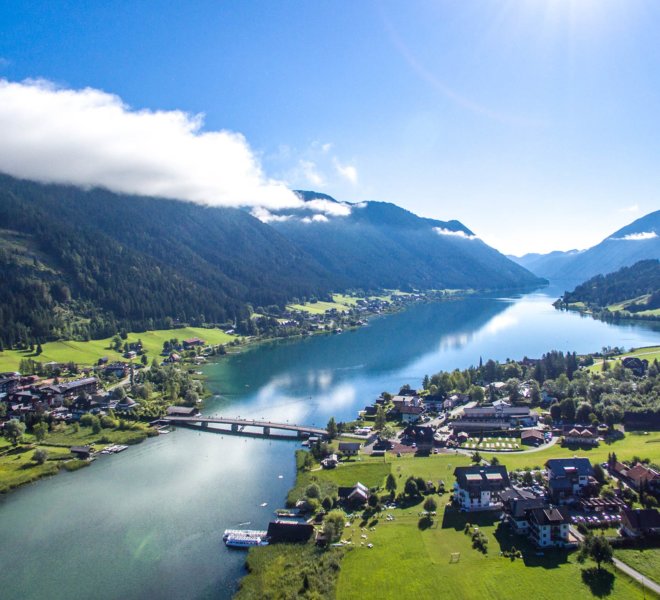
[545,458,595,503]
[183,337,206,349]
[400,404,424,423]
[338,442,361,457]
[453,465,510,511]
[321,454,338,469]
[527,507,572,548]
[50,377,99,400]
[620,508,660,537]
[501,488,546,534]
[402,424,435,452]
[0,376,20,395]
[614,462,660,493]
[563,427,599,447]
[338,482,370,505]
[115,397,139,412]
[521,429,545,446]
[451,404,538,432]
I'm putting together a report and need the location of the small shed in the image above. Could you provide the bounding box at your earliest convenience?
[70,445,93,459]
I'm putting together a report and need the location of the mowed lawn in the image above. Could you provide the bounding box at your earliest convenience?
[589,345,660,371]
[336,504,647,600]
[479,432,660,471]
[615,548,660,584]
[0,326,238,371]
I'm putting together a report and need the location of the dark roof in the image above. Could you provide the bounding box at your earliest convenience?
[529,507,570,526]
[453,465,510,490]
[70,445,92,454]
[545,458,593,478]
[266,520,314,543]
[58,377,97,392]
[339,442,361,452]
[166,406,198,416]
[621,508,660,531]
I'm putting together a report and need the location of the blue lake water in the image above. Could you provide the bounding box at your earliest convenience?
[1,285,659,600]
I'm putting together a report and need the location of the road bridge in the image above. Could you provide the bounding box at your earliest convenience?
[163,415,328,439]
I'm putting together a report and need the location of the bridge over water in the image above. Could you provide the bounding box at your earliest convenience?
[163,415,329,439]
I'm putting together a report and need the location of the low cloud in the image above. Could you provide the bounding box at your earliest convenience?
[0,79,304,210]
[333,158,358,184]
[619,204,639,213]
[433,227,477,240]
[611,231,658,241]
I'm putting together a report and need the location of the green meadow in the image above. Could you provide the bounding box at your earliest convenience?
[0,326,238,371]
[242,452,649,599]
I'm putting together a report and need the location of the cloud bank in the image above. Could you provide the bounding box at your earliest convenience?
[433,227,477,240]
[611,231,658,241]
[0,79,304,210]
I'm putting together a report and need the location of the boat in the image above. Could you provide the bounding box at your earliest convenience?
[224,534,269,548]
[222,528,268,548]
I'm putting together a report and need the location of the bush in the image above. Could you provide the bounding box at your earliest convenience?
[32,448,49,465]
[100,416,116,429]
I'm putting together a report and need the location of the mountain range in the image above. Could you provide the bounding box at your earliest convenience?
[511,210,660,281]
[0,174,542,347]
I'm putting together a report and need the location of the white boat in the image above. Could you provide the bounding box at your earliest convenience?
[223,528,269,548]
[224,534,269,548]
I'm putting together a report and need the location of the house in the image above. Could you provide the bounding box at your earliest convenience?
[527,507,572,548]
[0,376,20,395]
[166,405,200,418]
[624,463,660,493]
[620,508,660,537]
[266,520,314,543]
[70,445,93,460]
[563,426,599,447]
[402,424,435,452]
[50,377,99,400]
[521,429,545,446]
[123,350,137,360]
[400,404,424,423]
[115,397,139,412]
[545,458,594,502]
[338,482,370,505]
[321,454,338,469]
[183,337,206,349]
[501,488,546,534]
[453,465,510,511]
[338,442,361,457]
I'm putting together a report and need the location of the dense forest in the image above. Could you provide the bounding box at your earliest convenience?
[558,259,660,314]
[0,174,542,347]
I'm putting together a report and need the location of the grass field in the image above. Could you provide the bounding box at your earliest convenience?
[479,432,660,471]
[0,326,238,371]
[615,548,660,584]
[0,444,73,493]
[247,452,648,599]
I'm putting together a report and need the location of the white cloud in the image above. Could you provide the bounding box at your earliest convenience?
[301,214,329,223]
[433,227,477,240]
[619,204,639,213]
[611,231,658,241]
[304,198,351,217]
[298,159,325,187]
[250,207,292,223]
[333,158,358,184]
[0,78,305,211]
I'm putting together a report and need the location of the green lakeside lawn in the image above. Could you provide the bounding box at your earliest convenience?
[0,326,239,371]
[0,423,154,493]
[479,431,660,471]
[615,548,660,585]
[243,452,648,599]
[589,345,660,372]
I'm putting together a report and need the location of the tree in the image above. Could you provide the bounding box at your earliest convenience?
[423,496,437,513]
[32,421,48,442]
[379,425,396,441]
[560,398,576,423]
[404,476,420,498]
[469,385,485,403]
[326,417,338,439]
[471,451,482,464]
[321,496,333,512]
[32,448,48,464]
[592,463,606,485]
[386,473,397,494]
[490,456,500,466]
[550,403,561,421]
[4,419,25,445]
[579,534,613,572]
[374,405,386,430]
[305,483,321,499]
[323,510,346,543]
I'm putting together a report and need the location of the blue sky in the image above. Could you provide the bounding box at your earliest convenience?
[1,0,659,254]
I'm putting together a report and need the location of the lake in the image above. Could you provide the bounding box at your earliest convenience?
[1,285,659,600]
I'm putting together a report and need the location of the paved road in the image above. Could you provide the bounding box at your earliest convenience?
[570,526,660,596]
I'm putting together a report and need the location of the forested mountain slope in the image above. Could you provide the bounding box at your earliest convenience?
[0,175,542,346]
